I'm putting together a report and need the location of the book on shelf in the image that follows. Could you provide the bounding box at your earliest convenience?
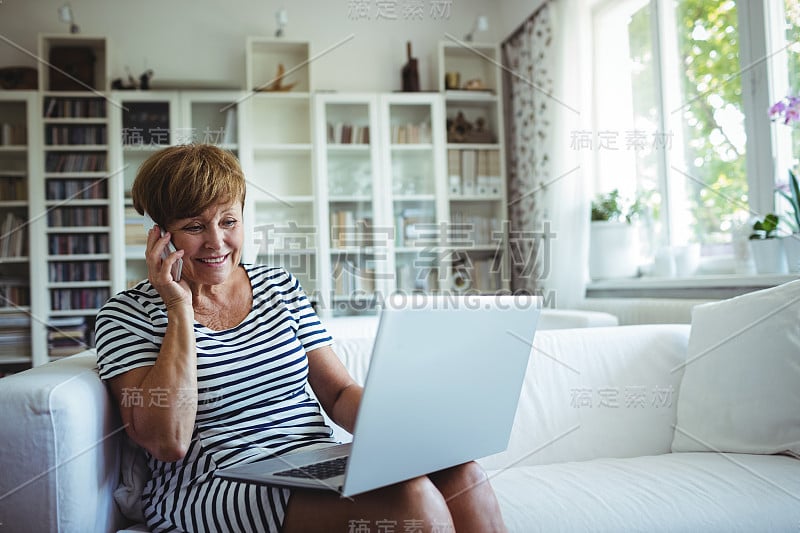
[0,313,31,328]
[0,212,27,258]
[45,153,108,173]
[46,177,108,200]
[0,174,27,201]
[125,206,147,246]
[0,281,30,307]
[327,122,370,144]
[44,97,106,119]
[0,122,27,145]
[448,149,461,195]
[49,260,109,282]
[50,288,110,311]
[45,125,107,145]
[391,121,431,144]
[47,316,90,357]
[461,150,477,195]
[331,259,376,296]
[48,233,110,255]
[47,206,108,227]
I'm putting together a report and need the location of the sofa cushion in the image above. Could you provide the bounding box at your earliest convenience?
[479,324,690,469]
[488,452,800,532]
[671,280,800,456]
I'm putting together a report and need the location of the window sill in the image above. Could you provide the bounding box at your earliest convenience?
[585,273,799,299]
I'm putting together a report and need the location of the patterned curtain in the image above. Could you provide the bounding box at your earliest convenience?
[502,3,555,294]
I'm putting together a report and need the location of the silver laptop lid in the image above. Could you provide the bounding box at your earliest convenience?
[342,294,540,496]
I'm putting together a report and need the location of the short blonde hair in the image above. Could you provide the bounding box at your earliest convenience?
[131,144,246,228]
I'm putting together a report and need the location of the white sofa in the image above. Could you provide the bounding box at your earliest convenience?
[1,303,799,532]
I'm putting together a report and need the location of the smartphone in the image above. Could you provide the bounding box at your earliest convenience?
[142,213,182,281]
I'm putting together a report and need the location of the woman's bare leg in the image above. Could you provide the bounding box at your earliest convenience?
[428,462,507,533]
[282,475,454,533]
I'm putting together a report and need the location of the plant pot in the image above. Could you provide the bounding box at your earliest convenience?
[783,234,800,273]
[589,221,639,280]
[749,238,788,274]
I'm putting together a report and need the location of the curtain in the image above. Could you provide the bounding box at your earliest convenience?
[502,0,591,309]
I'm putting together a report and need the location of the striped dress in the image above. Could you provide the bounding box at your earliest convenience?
[95,265,337,532]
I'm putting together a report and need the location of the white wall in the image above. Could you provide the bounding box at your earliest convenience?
[0,0,541,92]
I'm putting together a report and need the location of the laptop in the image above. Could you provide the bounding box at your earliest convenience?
[215,294,540,497]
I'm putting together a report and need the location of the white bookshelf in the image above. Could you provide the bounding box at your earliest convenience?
[34,35,114,361]
[314,93,388,317]
[0,92,44,372]
[378,92,449,294]
[438,41,509,293]
[240,38,319,297]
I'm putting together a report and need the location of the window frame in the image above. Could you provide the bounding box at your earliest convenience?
[590,0,787,262]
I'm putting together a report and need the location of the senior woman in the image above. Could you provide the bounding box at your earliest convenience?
[95,144,506,533]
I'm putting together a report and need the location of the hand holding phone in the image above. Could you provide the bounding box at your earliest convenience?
[143,213,183,281]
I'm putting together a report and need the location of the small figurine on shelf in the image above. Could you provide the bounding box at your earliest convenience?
[401,41,420,92]
[139,69,153,90]
[111,67,139,90]
[464,78,487,91]
[447,111,472,143]
[254,63,297,92]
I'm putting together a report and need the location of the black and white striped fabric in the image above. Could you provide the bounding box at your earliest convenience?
[96,265,336,532]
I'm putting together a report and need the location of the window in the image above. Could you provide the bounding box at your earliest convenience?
[774,0,800,231]
[591,0,792,273]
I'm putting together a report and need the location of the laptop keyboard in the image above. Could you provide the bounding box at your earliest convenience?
[273,456,348,480]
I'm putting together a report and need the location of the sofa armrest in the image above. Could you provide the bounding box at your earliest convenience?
[478,324,691,470]
[0,351,127,533]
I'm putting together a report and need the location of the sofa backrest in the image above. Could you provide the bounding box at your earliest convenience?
[0,352,127,533]
[328,324,691,469]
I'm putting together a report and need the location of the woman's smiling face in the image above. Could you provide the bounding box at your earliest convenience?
[167,200,244,286]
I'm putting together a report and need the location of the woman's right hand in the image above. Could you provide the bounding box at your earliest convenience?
[146,226,190,309]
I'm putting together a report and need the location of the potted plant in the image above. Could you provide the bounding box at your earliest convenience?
[589,189,642,280]
[779,170,800,272]
[768,96,800,272]
[749,213,787,274]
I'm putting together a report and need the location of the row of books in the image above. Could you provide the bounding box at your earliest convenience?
[450,210,503,246]
[0,331,31,358]
[0,312,32,360]
[50,287,110,311]
[47,316,94,358]
[0,212,27,257]
[49,260,110,283]
[0,122,26,146]
[45,153,108,173]
[44,97,107,119]
[0,175,26,201]
[46,178,108,200]
[0,282,29,307]
[48,233,110,255]
[45,125,108,146]
[330,211,385,248]
[332,260,376,296]
[327,123,370,144]
[390,121,431,144]
[47,206,108,227]
[447,149,502,196]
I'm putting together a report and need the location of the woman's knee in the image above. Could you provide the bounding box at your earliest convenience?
[432,461,491,500]
[393,476,454,526]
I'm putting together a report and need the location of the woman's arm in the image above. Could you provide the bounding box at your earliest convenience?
[306,345,363,434]
[107,227,197,462]
[106,302,198,462]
